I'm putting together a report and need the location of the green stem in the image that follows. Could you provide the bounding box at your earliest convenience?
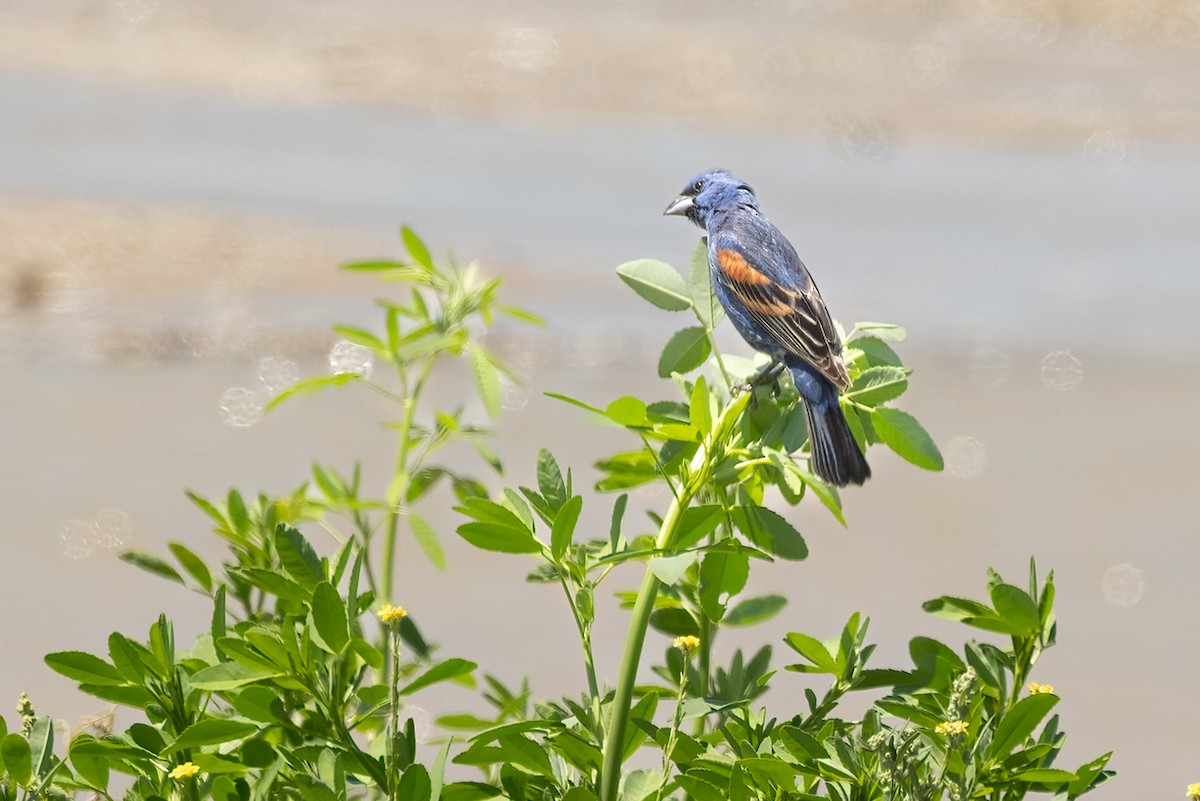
[558,572,601,703]
[599,488,692,801]
[381,357,436,604]
[388,624,402,797]
[598,387,744,801]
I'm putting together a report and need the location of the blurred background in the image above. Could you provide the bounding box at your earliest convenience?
[2,0,1198,793]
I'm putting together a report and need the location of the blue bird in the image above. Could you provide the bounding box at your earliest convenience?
[664,169,870,487]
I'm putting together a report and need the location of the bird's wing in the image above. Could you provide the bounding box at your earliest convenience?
[711,229,850,390]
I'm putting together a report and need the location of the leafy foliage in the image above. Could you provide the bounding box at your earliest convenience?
[1,233,1113,801]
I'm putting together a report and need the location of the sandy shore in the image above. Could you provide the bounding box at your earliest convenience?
[2,0,1198,147]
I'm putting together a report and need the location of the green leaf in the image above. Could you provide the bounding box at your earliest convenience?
[400,764,433,801]
[118,550,185,586]
[190,662,281,691]
[275,524,323,588]
[536,449,568,512]
[606,396,649,427]
[649,607,699,638]
[228,567,309,604]
[616,259,692,311]
[1013,768,1077,783]
[168,542,213,593]
[69,735,111,790]
[550,495,584,560]
[44,651,126,686]
[990,583,1041,636]
[2,733,32,786]
[310,582,350,654]
[441,782,502,801]
[457,519,541,554]
[783,632,838,674]
[265,373,361,412]
[544,391,605,415]
[341,259,406,272]
[851,322,907,342]
[676,774,725,801]
[164,719,260,754]
[699,549,749,622]
[871,407,943,470]
[725,594,787,627]
[227,489,250,535]
[845,366,909,407]
[409,513,447,571]
[845,335,902,367]
[401,658,477,696]
[1069,752,1113,796]
[688,237,721,329]
[108,633,145,683]
[467,344,502,420]
[609,493,629,549]
[27,716,52,780]
[788,464,846,526]
[333,325,386,353]
[672,504,724,550]
[689,374,713,434]
[402,226,434,270]
[989,693,1059,760]
[658,326,711,377]
[648,553,696,586]
[731,506,807,560]
[563,786,600,801]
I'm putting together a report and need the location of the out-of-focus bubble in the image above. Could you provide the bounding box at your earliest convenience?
[404,705,433,741]
[461,50,503,90]
[329,341,374,378]
[219,387,265,427]
[492,27,559,72]
[908,34,960,87]
[60,520,96,560]
[1082,130,1130,167]
[1041,350,1083,391]
[116,0,157,23]
[1013,8,1061,47]
[92,509,131,549]
[945,436,987,478]
[257,356,300,395]
[1102,563,1145,608]
[967,346,1011,389]
[500,376,530,411]
[838,119,890,162]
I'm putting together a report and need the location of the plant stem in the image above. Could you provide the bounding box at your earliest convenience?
[598,391,742,801]
[599,488,692,801]
[558,572,602,706]
[381,357,436,605]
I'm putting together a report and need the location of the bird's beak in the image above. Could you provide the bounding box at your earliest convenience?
[663,195,693,217]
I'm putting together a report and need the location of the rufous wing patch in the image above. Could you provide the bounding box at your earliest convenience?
[716,249,772,285]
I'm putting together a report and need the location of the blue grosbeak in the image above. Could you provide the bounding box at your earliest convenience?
[664,169,870,487]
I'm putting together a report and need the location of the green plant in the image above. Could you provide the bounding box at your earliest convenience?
[1,230,1114,800]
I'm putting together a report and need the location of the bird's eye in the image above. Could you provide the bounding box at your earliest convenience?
[691,179,705,194]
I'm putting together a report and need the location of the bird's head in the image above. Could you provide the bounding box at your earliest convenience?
[663,169,757,227]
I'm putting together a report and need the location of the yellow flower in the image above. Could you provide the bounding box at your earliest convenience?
[673,635,701,653]
[1028,682,1055,695]
[378,603,408,623]
[1187,782,1200,799]
[935,720,968,736]
[168,762,200,780]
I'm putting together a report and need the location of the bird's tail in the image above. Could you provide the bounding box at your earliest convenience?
[802,391,871,487]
